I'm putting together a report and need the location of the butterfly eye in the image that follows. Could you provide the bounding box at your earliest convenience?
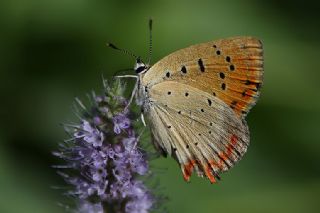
[135,65,146,73]
[134,59,147,73]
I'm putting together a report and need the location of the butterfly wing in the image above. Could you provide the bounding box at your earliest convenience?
[142,37,263,117]
[145,81,249,183]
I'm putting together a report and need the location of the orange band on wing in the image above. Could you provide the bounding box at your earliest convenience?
[183,160,196,182]
[231,134,238,145]
[183,135,239,183]
[218,134,239,164]
[209,159,224,171]
[205,163,216,184]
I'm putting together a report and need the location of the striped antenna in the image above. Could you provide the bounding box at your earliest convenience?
[148,18,153,64]
[106,42,138,60]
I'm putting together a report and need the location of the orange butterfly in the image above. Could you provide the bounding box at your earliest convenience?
[109,19,263,183]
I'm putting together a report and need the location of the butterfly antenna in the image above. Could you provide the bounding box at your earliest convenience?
[148,18,153,64]
[106,42,138,60]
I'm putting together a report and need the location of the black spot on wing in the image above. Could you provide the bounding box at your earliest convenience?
[198,59,205,72]
[245,80,261,90]
[221,83,226,90]
[181,66,187,74]
[230,101,237,109]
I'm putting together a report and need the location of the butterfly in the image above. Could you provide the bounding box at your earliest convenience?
[108,19,263,183]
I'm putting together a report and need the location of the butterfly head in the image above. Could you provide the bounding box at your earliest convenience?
[134,57,149,74]
[107,19,153,75]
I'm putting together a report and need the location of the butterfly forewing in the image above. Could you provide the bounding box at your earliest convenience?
[142,37,263,118]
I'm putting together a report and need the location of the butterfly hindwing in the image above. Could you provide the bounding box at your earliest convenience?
[146,81,249,183]
[142,37,263,118]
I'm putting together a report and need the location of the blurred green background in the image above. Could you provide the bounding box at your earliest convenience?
[1,0,320,212]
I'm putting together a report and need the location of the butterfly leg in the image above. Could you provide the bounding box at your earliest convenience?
[114,75,139,111]
[134,126,146,150]
[141,113,146,126]
[125,80,138,111]
[114,75,147,127]
[114,75,138,79]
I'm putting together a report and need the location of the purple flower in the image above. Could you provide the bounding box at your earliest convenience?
[125,181,154,213]
[53,79,155,212]
[75,120,104,147]
[77,200,103,213]
[113,113,131,134]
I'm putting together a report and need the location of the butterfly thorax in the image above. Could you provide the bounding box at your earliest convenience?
[136,71,152,112]
[134,58,152,111]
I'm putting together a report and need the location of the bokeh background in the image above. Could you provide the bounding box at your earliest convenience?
[1,0,320,212]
